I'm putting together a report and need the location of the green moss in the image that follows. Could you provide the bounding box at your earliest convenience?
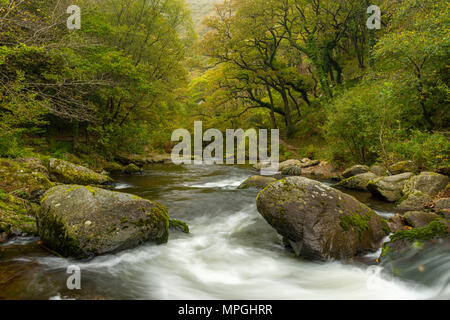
[169,219,190,233]
[389,220,448,243]
[339,212,373,241]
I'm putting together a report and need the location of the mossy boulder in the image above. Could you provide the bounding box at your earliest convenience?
[367,172,414,202]
[389,161,417,175]
[380,219,449,261]
[403,172,449,197]
[238,176,276,190]
[37,185,170,258]
[404,211,442,228]
[256,177,389,261]
[397,172,449,211]
[103,162,124,173]
[342,165,369,179]
[335,172,377,191]
[124,163,142,174]
[0,159,55,203]
[0,189,38,237]
[48,158,112,185]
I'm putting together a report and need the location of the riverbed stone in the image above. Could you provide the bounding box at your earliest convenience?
[0,191,38,236]
[397,172,449,211]
[37,185,170,258]
[387,214,409,233]
[124,163,142,174]
[370,165,387,176]
[367,172,414,202]
[238,176,276,190]
[48,158,112,185]
[342,165,369,179]
[278,160,303,171]
[402,172,449,197]
[256,176,390,261]
[389,161,417,175]
[335,172,378,191]
[404,211,442,228]
[281,166,302,176]
[301,161,340,181]
[380,219,449,262]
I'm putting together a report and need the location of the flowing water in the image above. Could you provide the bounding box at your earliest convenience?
[0,164,449,299]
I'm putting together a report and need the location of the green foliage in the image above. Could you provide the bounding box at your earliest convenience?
[387,131,450,171]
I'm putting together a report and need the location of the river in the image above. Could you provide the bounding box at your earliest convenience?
[0,164,448,299]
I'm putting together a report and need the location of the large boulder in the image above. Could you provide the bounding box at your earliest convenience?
[342,165,369,179]
[397,172,449,211]
[0,159,55,203]
[389,161,417,175]
[38,185,170,258]
[256,177,390,260]
[335,172,378,191]
[238,176,276,190]
[48,158,112,185]
[367,172,414,202]
[403,172,449,197]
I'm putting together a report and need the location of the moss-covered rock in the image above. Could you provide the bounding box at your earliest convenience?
[37,185,170,258]
[397,172,449,211]
[380,219,449,261]
[103,162,124,173]
[367,172,414,202]
[370,165,387,176]
[48,158,112,185]
[0,158,55,203]
[124,163,142,174]
[334,172,377,191]
[389,161,417,175]
[238,176,276,190]
[0,189,38,237]
[403,211,442,228]
[169,219,190,234]
[342,165,369,179]
[256,176,389,261]
[300,161,340,181]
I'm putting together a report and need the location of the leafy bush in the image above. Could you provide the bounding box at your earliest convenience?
[387,131,450,172]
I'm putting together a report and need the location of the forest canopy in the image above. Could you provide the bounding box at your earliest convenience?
[0,0,448,171]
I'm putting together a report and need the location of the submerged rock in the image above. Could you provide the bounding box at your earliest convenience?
[37,185,169,258]
[256,177,389,261]
[342,165,369,179]
[367,172,414,202]
[238,176,276,190]
[48,158,112,185]
[335,172,377,191]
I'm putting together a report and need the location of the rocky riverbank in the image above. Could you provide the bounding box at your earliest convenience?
[0,156,187,258]
[247,158,449,263]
